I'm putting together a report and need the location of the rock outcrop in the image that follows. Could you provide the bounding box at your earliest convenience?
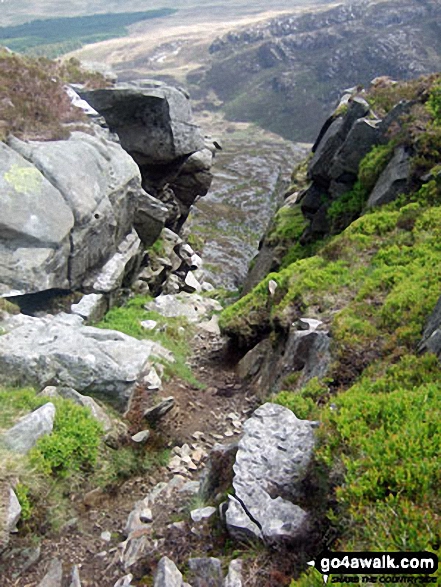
[225,403,316,545]
[80,81,214,232]
[1,403,56,454]
[0,313,172,410]
[0,131,166,298]
[419,295,441,360]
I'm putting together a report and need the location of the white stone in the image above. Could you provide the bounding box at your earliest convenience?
[2,403,56,454]
[190,506,217,523]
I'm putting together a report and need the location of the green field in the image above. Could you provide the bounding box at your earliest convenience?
[0,9,177,57]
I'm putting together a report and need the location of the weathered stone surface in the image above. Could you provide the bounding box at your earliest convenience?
[183,271,202,293]
[199,443,238,502]
[330,118,380,180]
[82,229,142,294]
[144,397,175,424]
[0,142,73,296]
[367,147,411,208]
[2,403,55,454]
[131,430,151,443]
[7,487,21,533]
[2,128,167,296]
[0,313,172,410]
[226,403,316,545]
[0,485,21,551]
[71,294,108,323]
[145,293,221,323]
[81,82,205,165]
[237,339,273,381]
[224,559,243,587]
[120,532,150,571]
[419,295,441,359]
[154,556,184,587]
[274,326,331,390]
[188,557,223,587]
[133,193,168,247]
[37,558,63,587]
[190,506,217,523]
[56,387,113,431]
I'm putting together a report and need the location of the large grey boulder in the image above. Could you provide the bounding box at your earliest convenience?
[274,324,331,390]
[0,142,73,296]
[226,403,316,545]
[367,146,411,207]
[154,556,184,587]
[145,293,221,323]
[0,313,172,410]
[419,295,441,359]
[80,82,212,230]
[80,82,205,165]
[2,403,56,454]
[1,131,166,297]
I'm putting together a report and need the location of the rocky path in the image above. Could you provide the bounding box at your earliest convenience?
[2,324,258,587]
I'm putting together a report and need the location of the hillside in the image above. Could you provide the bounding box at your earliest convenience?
[189,0,441,141]
[220,73,441,585]
[0,49,440,587]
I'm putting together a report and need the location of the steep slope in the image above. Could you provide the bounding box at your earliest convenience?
[220,73,441,584]
[190,0,441,141]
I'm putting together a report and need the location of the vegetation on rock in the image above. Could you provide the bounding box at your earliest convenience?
[0,50,108,141]
[220,74,441,584]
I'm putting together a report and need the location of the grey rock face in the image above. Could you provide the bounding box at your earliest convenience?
[419,295,441,359]
[81,82,205,164]
[0,142,73,296]
[80,82,212,230]
[2,403,55,454]
[154,556,184,587]
[1,131,165,297]
[114,576,134,587]
[188,558,223,587]
[367,147,411,208]
[224,559,243,587]
[82,229,142,294]
[275,326,331,390]
[330,118,380,180]
[226,403,316,545]
[71,294,108,323]
[69,565,82,587]
[0,313,171,410]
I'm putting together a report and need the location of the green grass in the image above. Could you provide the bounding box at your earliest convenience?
[96,295,203,388]
[0,10,177,57]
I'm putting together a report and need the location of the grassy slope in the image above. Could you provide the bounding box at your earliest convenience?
[220,77,441,584]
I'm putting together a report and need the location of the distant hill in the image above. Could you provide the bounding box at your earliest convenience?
[188,0,441,141]
[0,10,176,57]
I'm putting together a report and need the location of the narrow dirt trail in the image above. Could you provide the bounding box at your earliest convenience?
[2,326,259,587]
